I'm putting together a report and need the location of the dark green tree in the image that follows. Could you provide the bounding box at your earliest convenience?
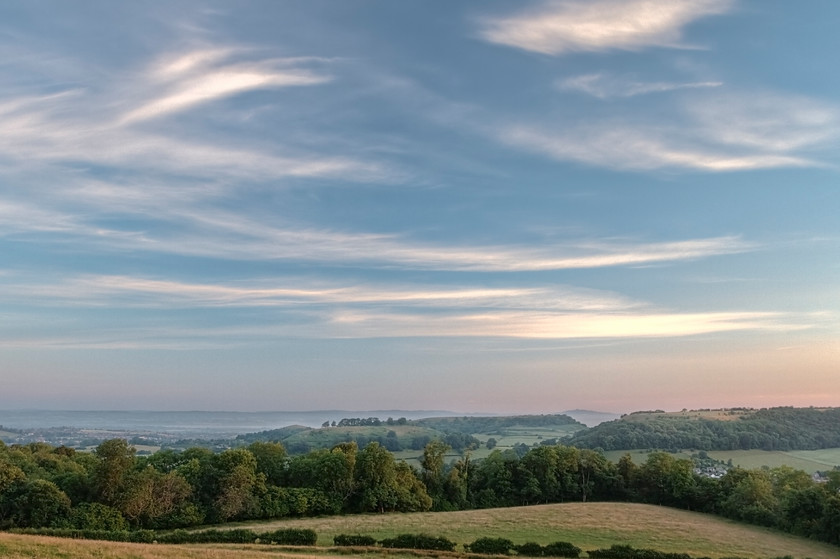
[92,439,136,506]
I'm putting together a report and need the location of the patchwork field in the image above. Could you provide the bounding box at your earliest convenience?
[394,423,584,465]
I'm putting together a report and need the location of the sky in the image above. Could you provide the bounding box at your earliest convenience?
[1,0,838,414]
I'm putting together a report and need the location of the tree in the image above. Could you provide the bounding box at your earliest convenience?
[119,466,194,528]
[353,442,429,513]
[247,441,287,486]
[1,479,71,528]
[470,450,517,508]
[520,446,560,503]
[720,468,779,526]
[616,453,639,499]
[0,459,25,495]
[212,449,262,521]
[69,502,128,531]
[92,439,136,506]
[421,440,450,510]
[354,442,399,513]
[637,452,695,507]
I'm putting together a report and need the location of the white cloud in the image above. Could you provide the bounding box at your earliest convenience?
[328,309,807,339]
[689,92,840,152]
[479,0,733,55]
[120,49,331,124]
[0,273,817,344]
[499,88,839,172]
[503,125,811,172]
[1,274,641,313]
[0,47,384,185]
[557,73,722,99]
[70,205,751,270]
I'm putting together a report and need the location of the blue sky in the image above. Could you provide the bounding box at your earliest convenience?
[1,0,838,413]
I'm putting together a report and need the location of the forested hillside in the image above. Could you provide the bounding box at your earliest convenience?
[567,407,840,451]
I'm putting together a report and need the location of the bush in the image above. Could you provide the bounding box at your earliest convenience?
[586,545,691,559]
[15,527,317,546]
[262,528,318,545]
[68,503,128,531]
[334,534,378,546]
[379,533,456,551]
[515,542,545,556]
[160,529,258,544]
[543,541,581,558]
[10,528,156,543]
[468,537,515,555]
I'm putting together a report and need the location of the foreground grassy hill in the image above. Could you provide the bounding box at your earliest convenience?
[225,502,837,558]
[4,502,839,558]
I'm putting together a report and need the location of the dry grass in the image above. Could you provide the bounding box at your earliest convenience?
[3,503,839,558]
[228,502,840,558]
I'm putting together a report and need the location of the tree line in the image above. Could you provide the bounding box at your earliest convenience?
[567,407,840,451]
[2,438,840,547]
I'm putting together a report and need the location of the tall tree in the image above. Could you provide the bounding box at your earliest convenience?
[421,440,450,510]
[92,439,136,506]
[212,449,262,522]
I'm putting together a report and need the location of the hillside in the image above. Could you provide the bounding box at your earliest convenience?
[566,407,840,451]
[221,502,840,558]
[238,413,585,454]
[4,502,840,558]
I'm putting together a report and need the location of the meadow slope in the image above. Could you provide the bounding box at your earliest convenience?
[226,502,839,558]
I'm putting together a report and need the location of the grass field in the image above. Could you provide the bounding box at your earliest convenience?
[222,502,839,558]
[602,448,840,474]
[394,424,584,466]
[3,502,839,558]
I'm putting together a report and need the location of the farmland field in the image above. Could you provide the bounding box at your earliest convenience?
[603,448,840,473]
[394,423,584,465]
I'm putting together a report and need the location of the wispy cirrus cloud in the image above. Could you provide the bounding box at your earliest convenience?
[479,0,733,55]
[44,204,752,271]
[557,73,722,99]
[119,49,332,124]
[1,274,641,312]
[499,90,839,172]
[327,309,808,340]
[0,272,817,345]
[0,46,386,186]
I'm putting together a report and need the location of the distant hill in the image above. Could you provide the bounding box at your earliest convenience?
[238,413,585,454]
[566,407,840,451]
[561,409,621,427]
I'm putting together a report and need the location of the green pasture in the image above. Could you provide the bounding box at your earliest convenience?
[394,423,583,466]
[603,448,840,473]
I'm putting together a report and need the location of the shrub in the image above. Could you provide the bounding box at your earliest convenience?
[379,533,456,551]
[68,503,128,531]
[160,529,258,544]
[334,534,378,547]
[468,537,515,555]
[543,541,581,558]
[587,545,691,559]
[262,528,318,545]
[515,542,545,556]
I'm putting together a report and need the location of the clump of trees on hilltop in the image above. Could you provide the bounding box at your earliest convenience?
[2,437,840,547]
